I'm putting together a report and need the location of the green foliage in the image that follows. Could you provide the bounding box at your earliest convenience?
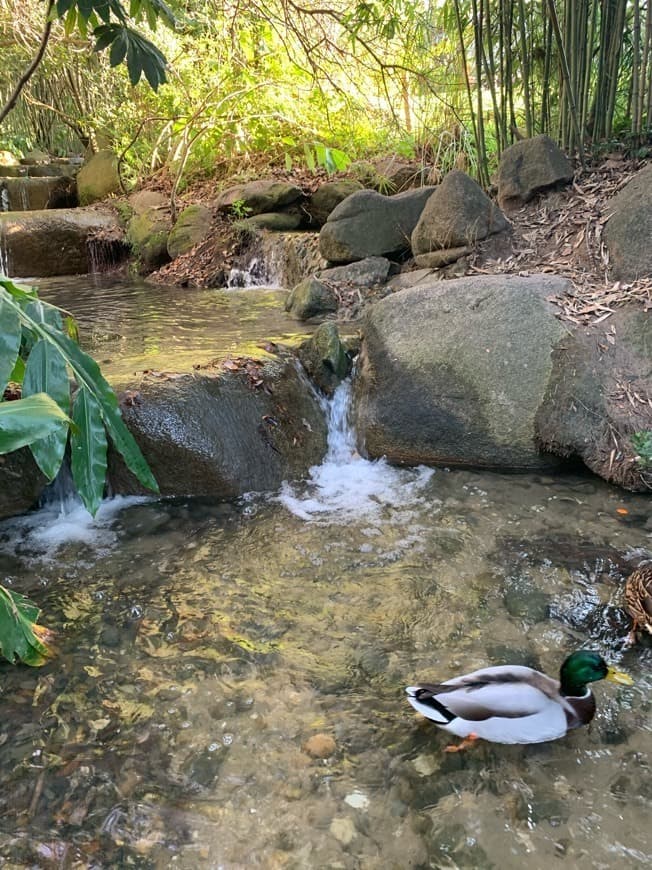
[631,431,652,468]
[0,393,72,454]
[1,1,649,186]
[57,0,174,90]
[0,584,54,666]
[313,143,352,175]
[230,198,251,219]
[0,277,158,515]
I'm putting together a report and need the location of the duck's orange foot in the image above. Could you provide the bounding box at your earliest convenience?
[444,733,480,753]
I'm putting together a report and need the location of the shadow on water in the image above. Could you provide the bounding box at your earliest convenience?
[0,282,650,868]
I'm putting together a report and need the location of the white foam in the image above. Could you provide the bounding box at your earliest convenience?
[0,494,148,562]
[278,380,435,522]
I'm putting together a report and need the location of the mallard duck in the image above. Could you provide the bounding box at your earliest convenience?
[406,650,633,750]
[625,565,652,643]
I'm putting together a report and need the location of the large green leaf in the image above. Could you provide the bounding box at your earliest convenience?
[23,340,70,481]
[71,388,108,516]
[0,585,53,666]
[0,293,21,394]
[0,277,37,304]
[38,324,158,494]
[0,393,71,454]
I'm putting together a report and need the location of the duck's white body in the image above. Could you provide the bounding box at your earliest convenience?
[406,664,594,745]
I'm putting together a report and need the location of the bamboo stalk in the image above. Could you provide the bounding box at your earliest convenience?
[546,0,585,164]
[517,0,533,136]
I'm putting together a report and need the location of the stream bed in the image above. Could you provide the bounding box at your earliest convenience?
[1,431,651,868]
[0,277,650,868]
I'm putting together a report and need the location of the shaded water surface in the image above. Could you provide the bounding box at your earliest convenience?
[0,461,650,868]
[36,275,309,383]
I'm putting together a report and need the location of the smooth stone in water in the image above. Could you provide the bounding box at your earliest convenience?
[303,733,337,759]
[330,816,357,846]
[502,574,550,622]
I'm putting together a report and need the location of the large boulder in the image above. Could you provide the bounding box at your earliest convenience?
[496,135,573,210]
[319,186,435,264]
[127,206,172,273]
[411,170,509,260]
[215,180,303,216]
[603,164,652,281]
[0,207,121,277]
[536,308,652,491]
[307,180,365,227]
[167,203,212,259]
[109,353,327,498]
[76,150,121,205]
[353,274,569,470]
[0,449,47,520]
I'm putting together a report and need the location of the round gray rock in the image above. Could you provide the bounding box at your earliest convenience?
[603,163,652,281]
[319,187,435,264]
[353,274,570,470]
[496,135,573,210]
[411,170,508,255]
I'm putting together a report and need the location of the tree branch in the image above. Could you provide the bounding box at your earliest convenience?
[0,0,55,127]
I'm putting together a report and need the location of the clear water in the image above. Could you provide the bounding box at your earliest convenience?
[35,274,311,384]
[0,379,650,868]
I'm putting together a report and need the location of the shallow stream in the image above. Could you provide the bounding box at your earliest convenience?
[37,274,311,384]
[0,279,650,869]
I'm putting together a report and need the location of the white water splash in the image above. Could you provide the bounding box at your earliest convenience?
[0,488,148,563]
[278,380,435,522]
[227,256,281,289]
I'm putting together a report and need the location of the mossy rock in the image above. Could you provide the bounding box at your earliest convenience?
[127,206,172,272]
[77,150,120,205]
[167,204,212,259]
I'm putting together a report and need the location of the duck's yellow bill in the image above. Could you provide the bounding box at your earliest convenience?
[606,666,634,686]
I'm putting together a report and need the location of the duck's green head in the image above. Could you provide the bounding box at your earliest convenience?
[559,651,633,696]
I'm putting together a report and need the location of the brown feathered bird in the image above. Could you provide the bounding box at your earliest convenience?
[625,565,652,643]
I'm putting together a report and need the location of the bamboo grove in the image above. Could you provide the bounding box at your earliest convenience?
[0,1,650,185]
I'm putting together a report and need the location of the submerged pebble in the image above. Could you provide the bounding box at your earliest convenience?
[303,733,337,759]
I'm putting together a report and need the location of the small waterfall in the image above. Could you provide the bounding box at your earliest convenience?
[19,183,28,211]
[278,379,434,521]
[0,185,9,212]
[227,255,280,289]
[87,235,130,273]
[0,221,9,276]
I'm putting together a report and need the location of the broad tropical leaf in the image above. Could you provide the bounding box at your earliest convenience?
[38,324,158,494]
[0,393,71,454]
[0,293,21,393]
[23,340,70,480]
[71,388,108,516]
[0,585,54,666]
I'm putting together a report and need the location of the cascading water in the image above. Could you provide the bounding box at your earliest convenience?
[227,255,281,288]
[0,220,9,275]
[0,464,146,561]
[278,378,434,521]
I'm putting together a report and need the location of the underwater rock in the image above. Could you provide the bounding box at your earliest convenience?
[303,733,336,759]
